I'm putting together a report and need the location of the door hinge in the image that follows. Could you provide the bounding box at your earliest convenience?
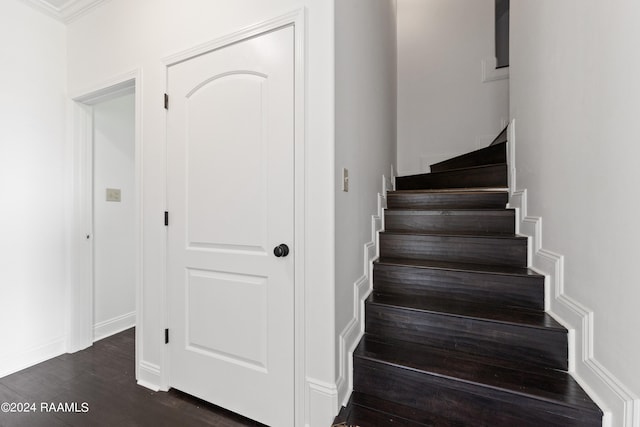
[165,328,169,344]
[164,93,169,110]
[164,211,169,226]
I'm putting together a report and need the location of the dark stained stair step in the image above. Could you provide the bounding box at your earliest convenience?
[430,142,507,173]
[365,293,568,370]
[353,336,602,427]
[395,164,508,191]
[338,392,464,427]
[380,231,528,268]
[374,258,544,311]
[336,133,604,426]
[384,208,515,235]
[387,189,509,210]
[490,125,509,146]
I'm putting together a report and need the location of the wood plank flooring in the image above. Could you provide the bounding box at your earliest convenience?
[0,328,265,427]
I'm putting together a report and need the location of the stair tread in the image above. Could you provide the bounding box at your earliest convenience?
[344,392,462,427]
[355,335,602,414]
[368,292,563,330]
[385,208,514,214]
[396,163,508,191]
[389,188,508,194]
[430,142,507,173]
[381,230,527,239]
[401,163,507,179]
[375,257,542,278]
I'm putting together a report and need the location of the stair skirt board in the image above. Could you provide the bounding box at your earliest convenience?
[336,174,391,408]
[335,135,604,426]
[510,189,638,427]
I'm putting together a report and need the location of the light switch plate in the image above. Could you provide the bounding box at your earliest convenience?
[106,188,121,202]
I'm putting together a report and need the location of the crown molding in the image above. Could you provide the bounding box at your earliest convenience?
[21,0,108,24]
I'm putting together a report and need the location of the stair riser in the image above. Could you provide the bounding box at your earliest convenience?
[380,233,528,268]
[385,210,515,234]
[395,164,507,191]
[387,192,508,210]
[365,303,568,370]
[350,392,464,427]
[354,359,601,427]
[373,264,544,311]
[430,143,506,173]
[343,405,424,427]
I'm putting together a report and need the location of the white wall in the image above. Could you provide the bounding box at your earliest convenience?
[510,1,640,424]
[396,0,508,175]
[334,0,397,405]
[92,92,136,341]
[0,0,68,377]
[67,1,336,425]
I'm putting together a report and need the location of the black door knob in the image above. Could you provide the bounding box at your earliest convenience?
[273,244,290,258]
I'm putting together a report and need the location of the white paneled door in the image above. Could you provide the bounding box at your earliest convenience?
[166,26,294,427]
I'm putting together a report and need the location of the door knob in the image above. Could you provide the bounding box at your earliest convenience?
[273,244,290,258]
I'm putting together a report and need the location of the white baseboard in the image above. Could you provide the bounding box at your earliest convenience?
[336,173,392,408]
[306,377,339,427]
[93,311,136,342]
[137,360,161,392]
[482,56,509,83]
[510,189,639,427]
[0,336,66,379]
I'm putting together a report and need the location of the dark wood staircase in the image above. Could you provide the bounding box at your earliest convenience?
[333,141,603,426]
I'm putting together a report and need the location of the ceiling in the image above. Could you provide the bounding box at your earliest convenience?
[40,0,69,7]
[21,0,107,23]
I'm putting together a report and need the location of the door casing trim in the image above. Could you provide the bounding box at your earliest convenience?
[68,69,143,380]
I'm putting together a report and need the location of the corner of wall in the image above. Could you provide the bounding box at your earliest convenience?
[336,171,393,409]
[507,120,640,427]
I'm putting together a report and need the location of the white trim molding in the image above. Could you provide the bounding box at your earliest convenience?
[20,0,109,24]
[93,311,136,343]
[336,172,393,408]
[481,56,509,83]
[0,336,66,379]
[137,360,162,392]
[305,377,339,427]
[69,69,144,395]
[508,120,640,427]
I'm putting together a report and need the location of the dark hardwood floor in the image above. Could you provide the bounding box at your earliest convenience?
[0,328,265,427]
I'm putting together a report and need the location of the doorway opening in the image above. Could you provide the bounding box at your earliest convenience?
[91,90,136,341]
[69,75,141,380]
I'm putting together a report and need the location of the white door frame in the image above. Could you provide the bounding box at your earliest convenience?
[161,9,306,426]
[68,71,143,376]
